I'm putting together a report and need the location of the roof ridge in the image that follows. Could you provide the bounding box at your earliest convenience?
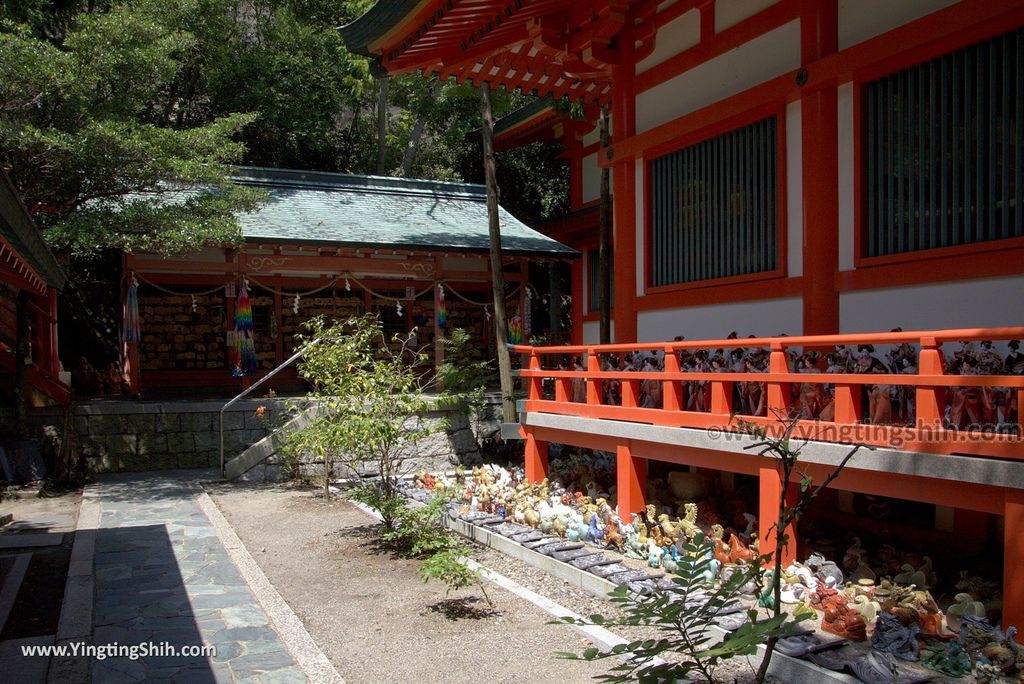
[231,166,485,196]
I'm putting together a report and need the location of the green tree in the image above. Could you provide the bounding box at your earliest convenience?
[0,2,262,257]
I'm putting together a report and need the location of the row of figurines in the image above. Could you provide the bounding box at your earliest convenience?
[778,575,1020,678]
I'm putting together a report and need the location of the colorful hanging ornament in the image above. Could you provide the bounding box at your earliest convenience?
[292,293,300,314]
[508,313,523,344]
[523,287,532,340]
[123,274,141,343]
[233,278,256,376]
[437,284,447,330]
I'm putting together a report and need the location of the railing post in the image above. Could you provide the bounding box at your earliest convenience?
[917,337,945,428]
[526,350,542,401]
[663,346,682,411]
[622,377,640,408]
[711,380,733,417]
[586,351,602,405]
[555,375,570,403]
[767,343,792,418]
[833,383,862,424]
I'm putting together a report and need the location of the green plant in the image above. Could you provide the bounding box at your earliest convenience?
[556,535,800,683]
[735,413,868,683]
[418,547,491,606]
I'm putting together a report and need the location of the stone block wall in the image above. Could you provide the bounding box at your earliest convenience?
[17,398,298,473]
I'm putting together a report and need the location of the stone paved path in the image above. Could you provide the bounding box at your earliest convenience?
[92,472,305,683]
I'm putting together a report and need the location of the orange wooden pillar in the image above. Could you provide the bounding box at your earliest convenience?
[1004,489,1024,637]
[800,0,839,336]
[759,466,797,567]
[616,441,646,518]
[610,49,637,344]
[524,430,548,483]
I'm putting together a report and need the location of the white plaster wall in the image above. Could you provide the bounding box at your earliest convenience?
[839,276,1024,333]
[582,151,601,204]
[715,0,780,33]
[785,100,803,277]
[636,9,701,75]
[583,320,614,344]
[837,82,855,271]
[636,297,803,342]
[838,0,958,50]
[635,20,800,133]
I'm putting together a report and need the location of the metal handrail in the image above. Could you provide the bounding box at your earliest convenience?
[219,339,320,476]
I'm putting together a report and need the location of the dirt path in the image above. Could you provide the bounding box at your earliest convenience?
[205,482,610,683]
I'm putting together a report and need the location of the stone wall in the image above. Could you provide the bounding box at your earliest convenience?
[2,392,506,477]
[12,398,298,473]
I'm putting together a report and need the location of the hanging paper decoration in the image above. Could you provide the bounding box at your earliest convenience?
[292,293,301,315]
[233,278,256,376]
[485,306,491,321]
[191,294,198,313]
[523,288,532,340]
[396,300,403,316]
[123,274,141,343]
[437,284,447,330]
[508,313,524,344]
[344,277,351,292]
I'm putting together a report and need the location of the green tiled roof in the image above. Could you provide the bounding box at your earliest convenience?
[0,173,65,290]
[231,167,577,256]
[338,0,417,58]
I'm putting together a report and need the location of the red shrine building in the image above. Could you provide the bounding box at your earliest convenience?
[0,172,68,408]
[342,1,1024,631]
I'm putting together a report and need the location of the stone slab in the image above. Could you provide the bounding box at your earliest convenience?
[568,553,616,570]
[0,533,63,548]
[509,530,545,543]
[522,537,559,551]
[550,547,594,563]
[589,562,630,579]
[606,569,652,586]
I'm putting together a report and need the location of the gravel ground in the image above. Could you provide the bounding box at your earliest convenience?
[204,481,612,684]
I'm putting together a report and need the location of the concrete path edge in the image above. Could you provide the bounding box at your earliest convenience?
[196,484,345,684]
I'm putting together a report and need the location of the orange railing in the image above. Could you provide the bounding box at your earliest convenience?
[511,327,1024,459]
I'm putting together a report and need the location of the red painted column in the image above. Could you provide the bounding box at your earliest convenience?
[1004,489,1024,639]
[759,466,798,567]
[570,258,583,345]
[616,441,646,518]
[524,430,549,483]
[800,0,839,336]
[917,337,945,428]
[610,53,637,343]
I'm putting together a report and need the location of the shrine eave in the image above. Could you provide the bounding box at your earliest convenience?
[0,172,65,294]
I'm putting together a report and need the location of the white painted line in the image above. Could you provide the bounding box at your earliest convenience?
[196,485,345,684]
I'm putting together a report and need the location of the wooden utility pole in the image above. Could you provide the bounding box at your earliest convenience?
[375,77,390,175]
[598,104,611,345]
[14,291,30,439]
[480,82,516,423]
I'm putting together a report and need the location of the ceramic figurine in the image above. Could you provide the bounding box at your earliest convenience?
[805,552,844,587]
[605,517,624,553]
[566,525,580,542]
[871,613,921,661]
[647,538,663,568]
[662,554,679,575]
[588,513,604,546]
[894,563,927,588]
[821,593,867,641]
[575,515,590,542]
[920,641,972,677]
[727,534,755,564]
[852,594,880,625]
[946,592,986,633]
[959,615,1019,671]
[677,503,700,541]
